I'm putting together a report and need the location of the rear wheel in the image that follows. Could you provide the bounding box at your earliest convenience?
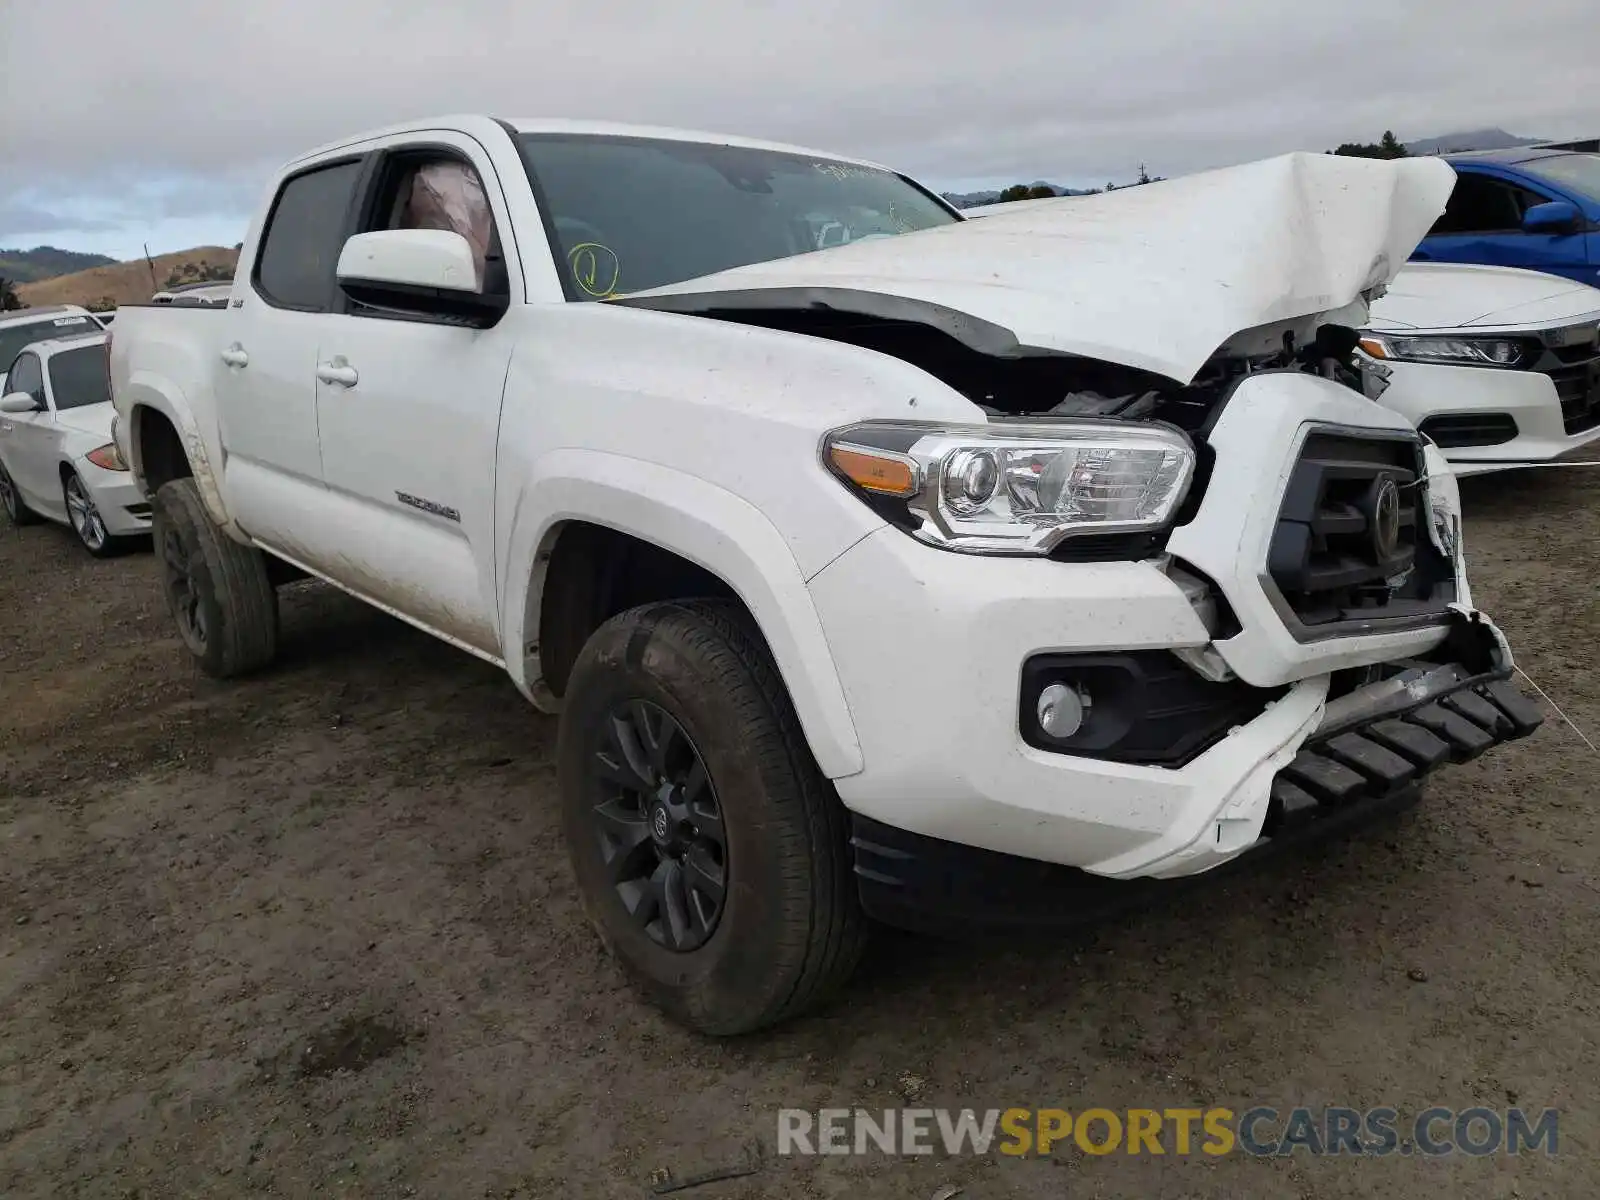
[0,459,41,526]
[151,478,279,678]
[557,599,866,1035]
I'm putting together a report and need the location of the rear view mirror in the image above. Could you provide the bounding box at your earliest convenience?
[336,229,508,327]
[1522,200,1581,234]
[1,392,39,414]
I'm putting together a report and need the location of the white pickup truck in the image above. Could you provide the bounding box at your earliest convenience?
[109,116,1543,1034]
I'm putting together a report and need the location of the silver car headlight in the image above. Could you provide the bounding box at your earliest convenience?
[822,420,1196,555]
[1358,332,1534,368]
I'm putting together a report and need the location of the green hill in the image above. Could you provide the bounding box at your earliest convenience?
[0,245,118,285]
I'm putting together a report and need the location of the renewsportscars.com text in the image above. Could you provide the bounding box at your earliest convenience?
[777,1106,1559,1158]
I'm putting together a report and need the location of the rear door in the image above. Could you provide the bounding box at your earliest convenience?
[0,352,60,514]
[307,133,524,658]
[214,157,366,546]
[1417,168,1587,279]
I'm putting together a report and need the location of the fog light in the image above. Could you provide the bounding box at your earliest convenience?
[1037,682,1090,738]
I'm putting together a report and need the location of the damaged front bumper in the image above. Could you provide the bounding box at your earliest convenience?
[1268,612,1541,835]
[850,610,1542,936]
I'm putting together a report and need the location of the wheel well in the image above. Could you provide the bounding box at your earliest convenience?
[536,522,741,697]
[134,407,192,494]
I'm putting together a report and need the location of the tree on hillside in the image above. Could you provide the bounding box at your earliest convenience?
[0,277,23,311]
[1332,130,1409,159]
[996,183,1059,204]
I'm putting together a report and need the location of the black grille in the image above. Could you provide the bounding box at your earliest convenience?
[1527,321,1600,435]
[1417,413,1519,448]
[1545,361,1600,435]
[1267,432,1454,630]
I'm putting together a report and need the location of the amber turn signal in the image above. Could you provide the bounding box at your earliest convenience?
[827,444,919,497]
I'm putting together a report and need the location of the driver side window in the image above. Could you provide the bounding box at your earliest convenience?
[7,353,44,408]
[1432,173,1553,235]
[363,153,504,297]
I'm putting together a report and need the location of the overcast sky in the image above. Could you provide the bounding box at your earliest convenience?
[2,0,1596,260]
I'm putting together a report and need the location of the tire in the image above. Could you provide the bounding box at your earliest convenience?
[0,458,41,526]
[557,599,866,1035]
[62,470,130,559]
[151,477,279,678]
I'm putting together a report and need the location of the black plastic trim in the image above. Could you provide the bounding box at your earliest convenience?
[1018,651,1285,767]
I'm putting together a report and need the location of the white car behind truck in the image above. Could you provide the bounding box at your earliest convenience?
[0,329,149,554]
[1361,263,1600,474]
[108,117,1543,1034]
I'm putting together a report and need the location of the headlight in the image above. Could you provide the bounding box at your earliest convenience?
[1357,333,1532,368]
[85,442,129,472]
[822,420,1196,555]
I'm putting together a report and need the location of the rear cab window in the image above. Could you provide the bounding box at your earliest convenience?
[252,159,365,311]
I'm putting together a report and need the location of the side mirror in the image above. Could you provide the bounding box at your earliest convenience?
[0,392,40,415]
[336,229,507,326]
[1522,199,1581,234]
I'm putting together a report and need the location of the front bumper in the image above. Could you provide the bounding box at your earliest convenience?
[805,373,1530,885]
[1373,357,1600,475]
[851,650,1541,935]
[76,458,152,536]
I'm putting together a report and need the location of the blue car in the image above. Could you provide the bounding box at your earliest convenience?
[1416,148,1600,285]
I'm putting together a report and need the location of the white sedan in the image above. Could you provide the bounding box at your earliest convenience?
[0,329,150,556]
[1360,263,1600,475]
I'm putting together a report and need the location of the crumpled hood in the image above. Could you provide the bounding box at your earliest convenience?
[54,400,115,440]
[614,151,1457,384]
[1367,262,1600,331]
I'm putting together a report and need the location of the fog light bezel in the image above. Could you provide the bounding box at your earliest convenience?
[1019,651,1287,767]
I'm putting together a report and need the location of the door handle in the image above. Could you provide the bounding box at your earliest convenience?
[220,344,249,368]
[316,358,359,388]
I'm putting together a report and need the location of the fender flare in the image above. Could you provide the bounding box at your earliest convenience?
[123,376,232,531]
[500,448,865,780]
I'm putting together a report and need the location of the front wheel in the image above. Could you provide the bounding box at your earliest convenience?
[151,477,279,678]
[0,459,41,526]
[556,599,866,1035]
[63,470,129,558]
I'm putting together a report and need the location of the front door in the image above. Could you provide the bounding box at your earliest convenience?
[310,137,523,658]
[0,351,59,515]
[1418,170,1586,279]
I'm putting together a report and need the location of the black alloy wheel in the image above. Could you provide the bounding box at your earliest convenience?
[589,699,728,952]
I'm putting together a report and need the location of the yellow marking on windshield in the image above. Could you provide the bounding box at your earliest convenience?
[569,242,622,299]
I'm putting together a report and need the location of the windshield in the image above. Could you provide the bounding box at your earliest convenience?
[0,314,99,378]
[1522,153,1600,204]
[46,344,110,410]
[518,134,959,299]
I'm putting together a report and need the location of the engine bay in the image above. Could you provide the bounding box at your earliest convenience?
[691,307,1391,433]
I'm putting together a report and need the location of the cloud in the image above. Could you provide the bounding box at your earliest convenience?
[2,0,1597,248]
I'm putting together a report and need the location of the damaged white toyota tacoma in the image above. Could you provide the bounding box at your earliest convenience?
[108,117,1543,1034]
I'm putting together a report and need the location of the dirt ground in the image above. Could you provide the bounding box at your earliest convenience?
[2,464,1597,1199]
